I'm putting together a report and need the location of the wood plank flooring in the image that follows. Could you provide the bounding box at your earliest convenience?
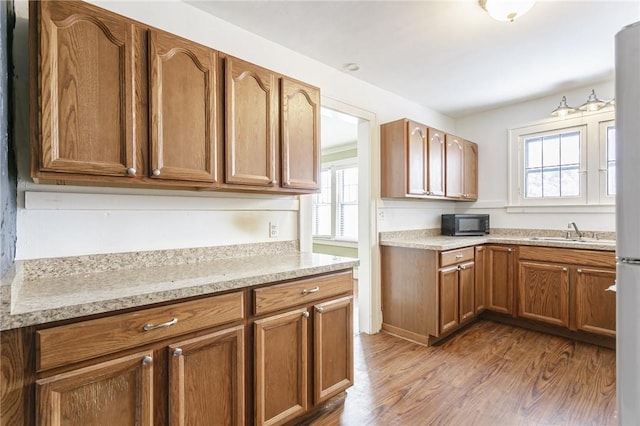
[306,320,616,425]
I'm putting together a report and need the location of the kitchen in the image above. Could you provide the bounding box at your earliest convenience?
[1,0,639,425]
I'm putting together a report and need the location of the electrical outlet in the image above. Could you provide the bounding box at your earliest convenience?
[378,210,385,221]
[269,222,279,238]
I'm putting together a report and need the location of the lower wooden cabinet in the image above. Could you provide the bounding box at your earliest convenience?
[485,245,516,316]
[168,326,245,426]
[518,261,570,327]
[574,267,616,337]
[253,292,354,426]
[36,350,154,426]
[474,245,486,313]
[439,260,475,335]
[1,270,355,426]
[517,246,616,338]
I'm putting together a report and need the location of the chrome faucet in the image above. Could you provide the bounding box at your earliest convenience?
[568,222,584,239]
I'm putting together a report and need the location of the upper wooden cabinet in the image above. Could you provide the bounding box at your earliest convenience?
[224,56,278,188]
[30,0,320,194]
[381,118,478,201]
[445,136,478,200]
[148,29,220,183]
[33,0,141,178]
[280,78,320,191]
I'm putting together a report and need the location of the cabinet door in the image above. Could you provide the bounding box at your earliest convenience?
[445,134,464,199]
[459,261,476,323]
[406,121,428,196]
[427,128,445,197]
[168,326,244,426]
[313,297,353,404]
[475,246,486,313]
[36,351,153,426]
[439,265,460,335]
[255,308,308,426]
[575,267,616,337]
[149,30,219,183]
[37,0,139,177]
[280,78,320,191]
[486,246,516,315]
[518,261,570,327]
[463,140,478,200]
[225,56,277,187]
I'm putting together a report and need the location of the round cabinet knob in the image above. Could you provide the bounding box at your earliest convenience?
[507,249,513,253]
[126,167,136,177]
[577,269,583,274]
[152,169,161,176]
[302,311,310,318]
[173,348,183,357]
[142,355,153,366]
[562,267,568,272]
[316,307,325,314]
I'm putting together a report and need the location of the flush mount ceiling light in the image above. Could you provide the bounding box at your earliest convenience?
[578,89,608,112]
[551,96,577,118]
[343,63,360,72]
[479,0,536,22]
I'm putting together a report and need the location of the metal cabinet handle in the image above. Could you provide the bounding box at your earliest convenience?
[126,167,136,177]
[143,317,178,331]
[507,249,513,253]
[316,306,325,314]
[459,265,466,270]
[142,355,153,366]
[152,169,161,176]
[562,267,568,272]
[455,254,463,258]
[173,348,183,357]
[302,311,310,318]
[302,286,320,295]
[577,269,583,273]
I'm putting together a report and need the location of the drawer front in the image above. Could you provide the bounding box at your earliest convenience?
[518,246,615,268]
[254,271,353,316]
[440,247,475,267]
[37,291,244,371]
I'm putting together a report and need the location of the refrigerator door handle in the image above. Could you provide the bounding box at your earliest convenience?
[620,258,640,265]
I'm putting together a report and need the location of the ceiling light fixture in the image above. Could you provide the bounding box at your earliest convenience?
[479,0,536,22]
[343,63,360,72]
[551,96,577,118]
[578,89,608,112]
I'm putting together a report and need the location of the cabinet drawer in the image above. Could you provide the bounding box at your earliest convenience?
[519,246,615,268]
[37,291,244,371]
[254,271,353,316]
[440,247,475,267]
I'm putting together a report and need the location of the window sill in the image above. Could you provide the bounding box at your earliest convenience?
[505,204,615,214]
[312,238,358,248]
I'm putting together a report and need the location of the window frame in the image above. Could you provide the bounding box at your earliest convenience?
[508,109,615,210]
[599,119,616,201]
[312,158,359,243]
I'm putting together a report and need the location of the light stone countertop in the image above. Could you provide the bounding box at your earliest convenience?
[379,229,617,252]
[0,247,358,331]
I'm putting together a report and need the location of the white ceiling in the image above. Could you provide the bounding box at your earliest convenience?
[186,0,639,119]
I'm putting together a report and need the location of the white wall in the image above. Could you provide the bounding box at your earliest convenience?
[13,0,455,260]
[455,81,616,232]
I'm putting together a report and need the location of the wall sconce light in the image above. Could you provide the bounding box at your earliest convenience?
[550,96,577,118]
[578,89,608,112]
[479,0,536,22]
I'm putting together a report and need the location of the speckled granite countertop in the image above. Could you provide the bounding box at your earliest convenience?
[379,228,617,252]
[0,241,358,331]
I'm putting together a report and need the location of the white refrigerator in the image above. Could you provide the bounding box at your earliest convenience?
[616,20,640,426]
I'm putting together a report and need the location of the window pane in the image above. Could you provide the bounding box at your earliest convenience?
[560,165,580,197]
[525,169,542,198]
[560,132,580,164]
[542,135,560,167]
[608,162,616,196]
[542,168,560,197]
[607,127,616,161]
[314,205,331,236]
[338,204,358,239]
[525,137,542,168]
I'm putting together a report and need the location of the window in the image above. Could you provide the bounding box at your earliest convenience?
[603,122,616,196]
[523,129,581,199]
[509,109,615,208]
[313,164,358,241]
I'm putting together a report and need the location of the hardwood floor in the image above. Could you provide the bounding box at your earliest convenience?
[306,320,616,425]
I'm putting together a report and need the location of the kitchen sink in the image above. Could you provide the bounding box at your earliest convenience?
[526,236,615,244]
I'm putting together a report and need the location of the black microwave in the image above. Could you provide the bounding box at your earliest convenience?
[441,214,490,236]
